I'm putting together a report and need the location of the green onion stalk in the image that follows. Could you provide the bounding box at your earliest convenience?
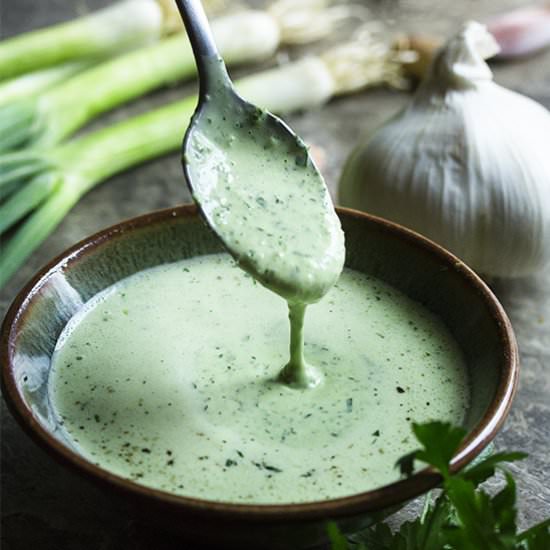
[0,0,167,81]
[0,0,229,101]
[0,0,366,153]
[0,62,94,106]
[0,38,409,289]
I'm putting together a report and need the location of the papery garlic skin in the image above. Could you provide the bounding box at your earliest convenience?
[339,21,550,277]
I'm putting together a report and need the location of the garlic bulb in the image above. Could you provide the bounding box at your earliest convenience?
[339,21,550,277]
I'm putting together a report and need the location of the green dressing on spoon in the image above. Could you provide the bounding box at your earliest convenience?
[177,0,344,388]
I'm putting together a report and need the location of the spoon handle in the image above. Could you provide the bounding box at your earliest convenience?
[174,0,230,94]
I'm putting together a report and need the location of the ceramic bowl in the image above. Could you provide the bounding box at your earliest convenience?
[1,205,518,549]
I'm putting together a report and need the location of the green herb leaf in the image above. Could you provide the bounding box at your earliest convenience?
[462,452,527,485]
[328,522,355,550]
[395,450,417,478]
[444,476,497,548]
[491,471,518,539]
[412,421,466,479]
[517,518,550,549]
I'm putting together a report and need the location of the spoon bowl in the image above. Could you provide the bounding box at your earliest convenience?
[177,0,345,304]
[183,83,345,304]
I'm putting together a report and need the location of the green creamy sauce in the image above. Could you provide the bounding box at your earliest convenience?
[49,254,470,504]
[185,76,345,386]
[186,96,344,304]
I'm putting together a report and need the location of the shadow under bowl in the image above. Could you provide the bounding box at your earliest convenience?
[1,205,518,549]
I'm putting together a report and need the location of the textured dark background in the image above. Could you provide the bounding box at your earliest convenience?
[1,1,549,548]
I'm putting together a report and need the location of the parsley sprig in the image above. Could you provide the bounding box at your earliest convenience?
[328,422,550,550]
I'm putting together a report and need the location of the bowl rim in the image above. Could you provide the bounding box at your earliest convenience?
[1,204,519,523]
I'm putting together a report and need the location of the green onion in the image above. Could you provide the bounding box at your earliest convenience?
[0,37,400,289]
[0,173,60,235]
[0,0,165,81]
[0,11,277,152]
[0,62,92,106]
[0,0,363,152]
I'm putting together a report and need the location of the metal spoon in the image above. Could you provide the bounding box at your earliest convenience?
[174,0,344,307]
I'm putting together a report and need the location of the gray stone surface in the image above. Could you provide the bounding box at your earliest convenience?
[1,0,549,548]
